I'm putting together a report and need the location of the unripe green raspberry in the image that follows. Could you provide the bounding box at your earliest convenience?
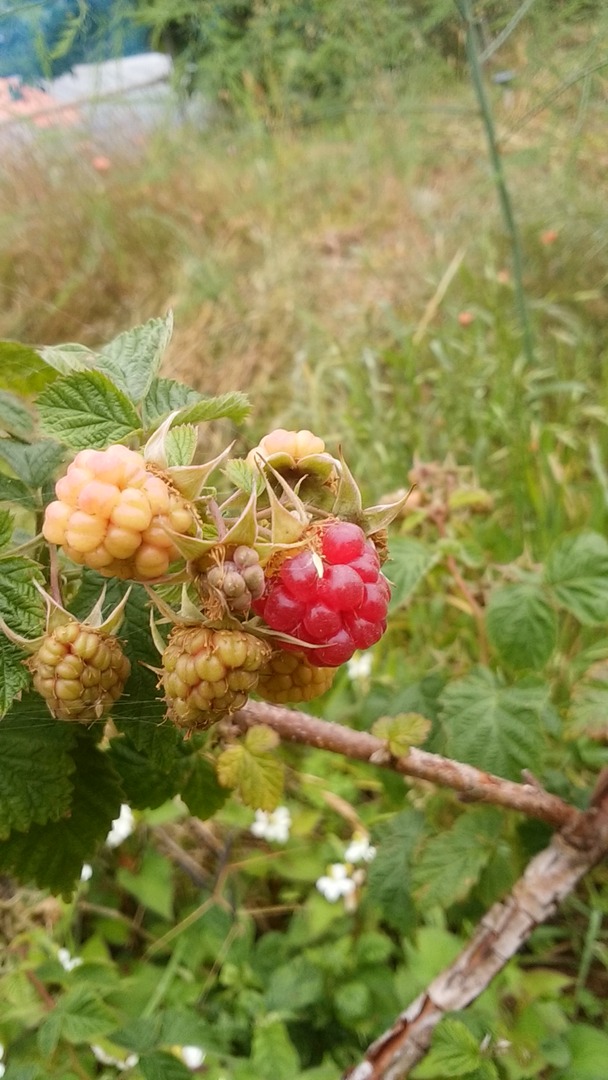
[43,444,197,581]
[198,545,265,619]
[161,625,271,731]
[28,622,130,722]
[256,649,335,704]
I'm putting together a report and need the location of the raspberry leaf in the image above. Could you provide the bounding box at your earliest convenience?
[0,636,30,717]
[179,755,227,819]
[164,423,198,467]
[94,313,174,404]
[544,531,608,625]
[0,732,124,896]
[0,472,38,510]
[216,727,284,812]
[0,341,57,393]
[0,557,46,636]
[366,810,425,933]
[0,390,35,439]
[440,668,545,780]
[388,537,442,610]
[171,390,250,427]
[142,377,204,427]
[37,371,142,450]
[37,342,96,374]
[0,438,66,489]
[412,808,502,909]
[486,582,557,670]
[413,1017,489,1078]
[0,509,13,551]
[372,713,432,755]
[107,738,180,810]
[0,694,76,838]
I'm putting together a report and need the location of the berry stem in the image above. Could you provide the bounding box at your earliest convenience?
[235,700,581,831]
[48,544,63,607]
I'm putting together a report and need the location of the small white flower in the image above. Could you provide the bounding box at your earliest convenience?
[347,652,372,682]
[58,947,83,972]
[344,834,377,864]
[0,1064,5,1078]
[250,806,291,844]
[91,1044,139,1070]
[80,863,93,881]
[180,1045,206,1070]
[105,804,135,848]
[316,863,357,903]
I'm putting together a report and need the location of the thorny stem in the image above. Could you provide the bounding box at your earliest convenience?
[236,701,582,832]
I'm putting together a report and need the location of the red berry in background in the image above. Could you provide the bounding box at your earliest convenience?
[254,521,390,666]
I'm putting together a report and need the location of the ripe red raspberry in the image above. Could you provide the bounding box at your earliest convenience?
[29,623,130,722]
[256,650,335,704]
[43,444,196,581]
[161,625,271,731]
[254,521,390,666]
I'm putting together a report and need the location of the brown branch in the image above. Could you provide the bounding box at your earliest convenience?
[237,701,582,832]
[342,778,608,1080]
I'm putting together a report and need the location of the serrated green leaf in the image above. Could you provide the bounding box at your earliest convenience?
[265,956,324,1013]
[37,1011,63,1056]
[0,694,76,839]
[544,531,608,625]
[117,849,174,920]
[569,660,608,739]
[387,537,441,610]
[440,669,545,779]
[224,458,265,495]
[245,723,280,753]
[108,1015,161,1054]
[366,810,425,932]
[252,1018,300,1080]
[56,985,117,1044]
[0,471,37,511]
[0,732,123,894]
[562,1024,608,1080]
[157,1008,221,1053]
[0,636,31,717]
[142,377,204,428]
[107,738,179,809]
[0,508,13,551]
[411,1018,483,1078]
[0,438,66,488]
[37,371,141,450]
[164,423,198,467]
[0,556,45,635]
[139,1052,193,1080]
[171,391,251,428]
[37,342,95,375]
[372,712,432,754]
[0,341,57,393]
[216,735,284,812]
[0,391,34,439]
[413,808,502,908]
[335,981,371,1023]
[486,583,557,670]
[179,754,227,819]
[95,314,173,404]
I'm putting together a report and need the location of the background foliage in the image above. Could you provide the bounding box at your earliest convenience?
[2,0,608,1077]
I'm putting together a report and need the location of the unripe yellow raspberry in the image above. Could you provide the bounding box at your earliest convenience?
[43,444,197,581]
[29,622,130,722]
[161,626,271,731]
[256,649,335,704]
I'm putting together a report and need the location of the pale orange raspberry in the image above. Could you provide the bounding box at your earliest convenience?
[43,444,196,581]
